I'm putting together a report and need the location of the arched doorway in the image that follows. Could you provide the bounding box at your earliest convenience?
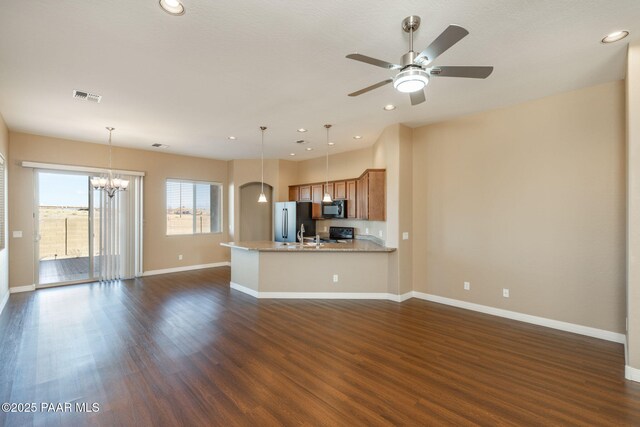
[239,182,273,241]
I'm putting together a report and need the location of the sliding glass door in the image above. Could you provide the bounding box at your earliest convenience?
[36,171,95,285]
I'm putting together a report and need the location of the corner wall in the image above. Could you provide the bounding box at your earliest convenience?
[627,42,640,376]
[8,132,229,288]
[0,113,8,310]
[412,80,626,333]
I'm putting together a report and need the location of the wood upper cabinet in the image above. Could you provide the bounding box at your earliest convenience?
[346,180,357,218]
[357,174,368,220]
[334,181,346,200]
[288,186,299,202]
[357,170,385,221]
[299,185,311,201]
[311,184,323,219]
[288,170,384,221]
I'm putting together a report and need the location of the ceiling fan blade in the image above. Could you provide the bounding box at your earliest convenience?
[346,54,401,70]
[429,66,494,78]
[414,25,469,65]
[409,90,426,106]
[348,79,393,97]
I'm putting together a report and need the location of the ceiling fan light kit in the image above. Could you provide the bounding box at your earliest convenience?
[346,15,493,106]
[393,68,430,93]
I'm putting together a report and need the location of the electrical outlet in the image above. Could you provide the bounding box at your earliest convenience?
[365,228,369,234]
[378,230,383,237]
[464,281,470,290]
[13,231,22,238]
[178,254,183,260]
[402,232,409,240]
[333,274,339,283]
[323,226,327,232]
[502,288,510,298]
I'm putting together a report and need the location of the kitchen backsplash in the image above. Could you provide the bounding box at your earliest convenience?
[316,219,386,243]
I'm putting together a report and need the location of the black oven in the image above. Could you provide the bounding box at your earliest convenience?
[322,200,346,218]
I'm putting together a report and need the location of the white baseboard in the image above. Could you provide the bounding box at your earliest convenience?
[10,284,36,294]
[142,262,230,277]
[230,282,405,301]
[413,292,626,344]
[230,282,259,298]
[625,365,640,382]
[397,291,414,302]
[0,290,9,316]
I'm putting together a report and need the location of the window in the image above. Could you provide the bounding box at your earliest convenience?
[0,154,4,250]
[166,179,221,235]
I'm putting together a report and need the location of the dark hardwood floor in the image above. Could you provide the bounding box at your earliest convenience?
[1,267,639,426]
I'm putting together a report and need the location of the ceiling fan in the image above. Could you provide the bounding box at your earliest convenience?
[346,16,493,106]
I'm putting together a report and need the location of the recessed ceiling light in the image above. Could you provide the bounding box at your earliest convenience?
[227,136,236,140]
[289,153,296,156]
[601,30,629,44]
[306,147,313,151]
[159,0,185,16]
[383,104,396,111]
[297,128,307,133]
[328,142,335,146]
[353,135,362,140]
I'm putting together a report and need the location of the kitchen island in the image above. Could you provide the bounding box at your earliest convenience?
[221,240,398,299]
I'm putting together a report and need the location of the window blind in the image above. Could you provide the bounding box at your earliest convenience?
[0,155,5,251]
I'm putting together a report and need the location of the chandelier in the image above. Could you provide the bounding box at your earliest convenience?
[91,127,129,198]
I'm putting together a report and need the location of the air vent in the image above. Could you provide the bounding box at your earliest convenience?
[295,139,310,144]
[72,89,102,103]
[151,143,170,149]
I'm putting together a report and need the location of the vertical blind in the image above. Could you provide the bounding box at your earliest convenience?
[0,155,4,250]
[97,174,143,281]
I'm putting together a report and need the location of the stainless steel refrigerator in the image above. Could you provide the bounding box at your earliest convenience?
[274,202,315,242]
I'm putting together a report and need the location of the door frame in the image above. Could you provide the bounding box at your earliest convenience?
[34,169,97,288]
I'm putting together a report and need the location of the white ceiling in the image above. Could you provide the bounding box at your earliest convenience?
[0,0,639,160]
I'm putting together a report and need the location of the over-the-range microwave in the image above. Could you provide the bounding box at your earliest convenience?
[322,200,346,218]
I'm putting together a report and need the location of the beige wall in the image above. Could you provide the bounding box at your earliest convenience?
[0,113,8,305]
[227,159,280,242]
[412,81,626,333]
[296,147,372,184]
[627,43,640,370]
[8,132,229,288]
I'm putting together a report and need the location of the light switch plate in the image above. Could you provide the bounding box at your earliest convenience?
[402,232,409,240]
[378,230,383,237]
[13,231,22,238]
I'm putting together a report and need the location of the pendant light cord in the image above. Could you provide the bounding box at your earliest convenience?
[325,124,331,189]
[260,126,266,194]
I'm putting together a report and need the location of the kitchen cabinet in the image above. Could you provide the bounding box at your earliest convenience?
[288,186,299,202]
[357,170,385,221]
[299,185,311,201]
[346,180,357,218]
[289,169,384,221]
[311,184,323,219]
[334,181,346,200]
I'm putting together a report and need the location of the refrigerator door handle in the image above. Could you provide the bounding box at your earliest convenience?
[283,209,287,238]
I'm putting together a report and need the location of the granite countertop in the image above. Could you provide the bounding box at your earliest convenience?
[220,239,395,253]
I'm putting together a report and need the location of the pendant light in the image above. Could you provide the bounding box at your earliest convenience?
[90,127,129,198]
[322,124,333,203]
[258,126,268,203]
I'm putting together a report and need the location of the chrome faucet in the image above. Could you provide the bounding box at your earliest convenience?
[297,224,305,243]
